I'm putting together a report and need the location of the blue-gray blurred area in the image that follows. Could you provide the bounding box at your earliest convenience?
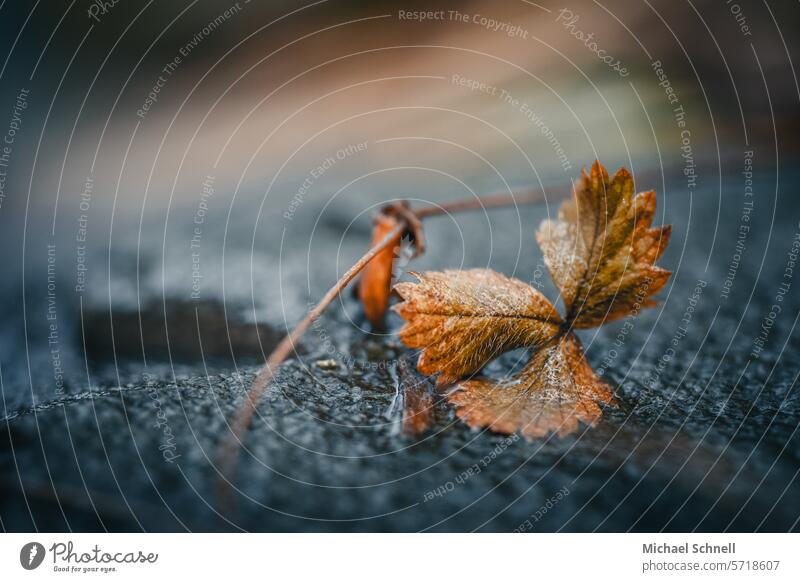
[0,0,799,532]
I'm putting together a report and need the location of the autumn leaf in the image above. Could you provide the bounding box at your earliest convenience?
[449,333,613,439]
[358,202,425,329]
[392,161,671,439]
[536,161,671,328]
[358,212,404,329]
[394,269,562,387]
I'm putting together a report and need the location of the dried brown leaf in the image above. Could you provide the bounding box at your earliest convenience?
[448,333,613,439]
[357,212,403,329]
[394,269,562,387]
[389,161,669,439]
[536,160,671,328]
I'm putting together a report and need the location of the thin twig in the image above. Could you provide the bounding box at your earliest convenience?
[217,223,405,491]
[413,188,546,219]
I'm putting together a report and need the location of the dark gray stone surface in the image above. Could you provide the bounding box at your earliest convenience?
[2,169,800,532]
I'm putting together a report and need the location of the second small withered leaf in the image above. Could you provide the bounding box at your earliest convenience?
[448,333,613,439]
[394,269,562,387]
[358,212,404,329]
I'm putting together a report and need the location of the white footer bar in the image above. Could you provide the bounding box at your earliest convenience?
[1,533,796,581]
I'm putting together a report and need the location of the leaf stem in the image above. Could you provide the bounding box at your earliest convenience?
[217,222,405,491]
[413,188,545,219]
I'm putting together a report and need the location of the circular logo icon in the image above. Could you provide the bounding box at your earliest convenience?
[20,542,46,570]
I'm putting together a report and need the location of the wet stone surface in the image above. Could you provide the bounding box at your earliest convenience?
[3,297,799,531]
[2,175,800,531]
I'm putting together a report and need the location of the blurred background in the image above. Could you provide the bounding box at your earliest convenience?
[1,0,799,532]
